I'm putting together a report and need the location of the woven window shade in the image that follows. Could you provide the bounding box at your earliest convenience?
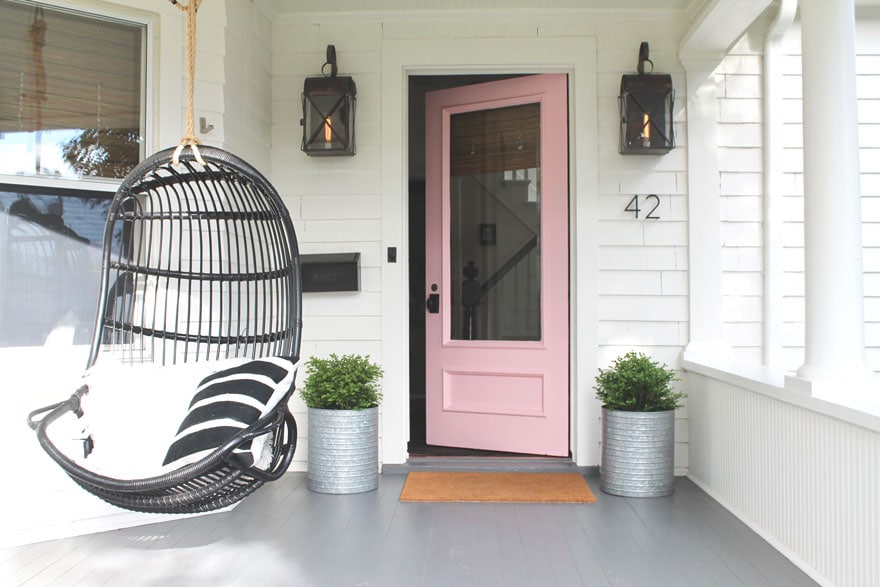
[450,103,539,177]
[0,3,143,136]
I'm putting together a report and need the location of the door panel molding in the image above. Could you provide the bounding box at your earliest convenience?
[425,73,570,456]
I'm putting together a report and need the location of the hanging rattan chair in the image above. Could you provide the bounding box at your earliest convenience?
[27,146,302,514]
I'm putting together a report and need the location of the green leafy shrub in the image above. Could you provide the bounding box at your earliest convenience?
[594,351,683,412]
[300,353,383,410]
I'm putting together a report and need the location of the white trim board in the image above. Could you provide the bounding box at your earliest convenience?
[379,36,600,466]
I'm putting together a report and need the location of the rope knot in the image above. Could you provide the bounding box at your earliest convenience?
[172,136,204,166]
[170,0,202,11]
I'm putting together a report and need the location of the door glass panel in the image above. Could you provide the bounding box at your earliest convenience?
[449,103,540,341]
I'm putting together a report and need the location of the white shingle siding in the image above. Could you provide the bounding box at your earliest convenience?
[720,170,762,195]
[599,271,662,295]
[222,0,273,173]
[716,17,880,374]
[722,221,762,248]
[721,247,763,272]
[597,322,687,348]
[716,31,766,363]
[184,2,274,172]
[598,26,687,380]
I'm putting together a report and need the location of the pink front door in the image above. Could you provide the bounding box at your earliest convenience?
[424,74,569,456]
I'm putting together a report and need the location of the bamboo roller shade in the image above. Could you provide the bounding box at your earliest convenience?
[0,2,143,133]
[450,103,540,177]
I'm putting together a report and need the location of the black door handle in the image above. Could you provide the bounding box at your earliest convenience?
[426,293,439,314]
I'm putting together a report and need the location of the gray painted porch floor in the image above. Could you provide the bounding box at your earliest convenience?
[1,473,817,586]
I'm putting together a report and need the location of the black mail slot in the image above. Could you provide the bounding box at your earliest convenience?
[301,253,360,292]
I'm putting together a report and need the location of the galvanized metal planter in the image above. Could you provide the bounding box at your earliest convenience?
[306,407,378,494]
[600,407,675,497]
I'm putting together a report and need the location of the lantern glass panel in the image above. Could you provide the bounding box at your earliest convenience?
[618,74,674,155]
[301,77,356,156]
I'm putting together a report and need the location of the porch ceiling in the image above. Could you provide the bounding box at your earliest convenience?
[268,0,880,22]
[265,0,878,67]
[270,0,704,16]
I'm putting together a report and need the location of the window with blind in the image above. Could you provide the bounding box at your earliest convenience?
[0,1,145,179]
[0,2,145,349]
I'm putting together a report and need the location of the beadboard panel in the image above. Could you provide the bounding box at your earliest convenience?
[687,370,880,587]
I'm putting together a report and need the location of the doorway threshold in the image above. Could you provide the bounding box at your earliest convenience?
[383,455,596,475]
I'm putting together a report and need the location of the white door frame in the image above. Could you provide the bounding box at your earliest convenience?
[380,37,600,466]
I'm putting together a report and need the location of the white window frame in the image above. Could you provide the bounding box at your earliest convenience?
[0,0,157,194]
[0,0,160,352]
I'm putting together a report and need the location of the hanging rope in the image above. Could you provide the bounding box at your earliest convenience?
[28,7,47,173]
[170,0,204,164]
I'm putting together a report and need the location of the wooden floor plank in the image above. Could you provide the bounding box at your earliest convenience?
[640,490,745,586]
[1,534,98,586]
[2,474,820,586]
[467,504,506,587]
[574,491,667,585]
[652,482,778,585]
[494,503,532,586]
[533,504,591,586]
[514,504,561,585]
[390,503,439,586]
[422,503,479,587]
[603,494,694,585]
[552,503,613,586]
[674,478,816,586]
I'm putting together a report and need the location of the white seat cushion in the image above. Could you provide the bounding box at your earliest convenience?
[71,359,247,479]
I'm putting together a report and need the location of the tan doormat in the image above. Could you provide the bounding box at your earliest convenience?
[399,471,597,503]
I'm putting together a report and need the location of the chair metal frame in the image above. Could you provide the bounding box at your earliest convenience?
[28,146,302,513]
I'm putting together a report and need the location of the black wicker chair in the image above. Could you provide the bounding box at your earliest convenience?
[28,146,302,514]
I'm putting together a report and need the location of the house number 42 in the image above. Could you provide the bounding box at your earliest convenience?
[625,194,661,219]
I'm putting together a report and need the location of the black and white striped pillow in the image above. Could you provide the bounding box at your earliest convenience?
[162,356,297,471]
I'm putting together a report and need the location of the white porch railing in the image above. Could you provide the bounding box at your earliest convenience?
[684,359,880,587]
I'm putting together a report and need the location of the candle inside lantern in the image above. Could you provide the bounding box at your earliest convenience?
[324,117,333,148]
[642,113,651,147]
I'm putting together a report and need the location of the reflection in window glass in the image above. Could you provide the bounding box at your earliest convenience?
[0,2,145,179]
[449,103,542,342]
[0,186,112,346]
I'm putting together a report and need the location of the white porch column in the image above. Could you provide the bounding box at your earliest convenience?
[794,0,870,388]
[677,0,774,367]
[681,62,733,363]
[761,0,797,368]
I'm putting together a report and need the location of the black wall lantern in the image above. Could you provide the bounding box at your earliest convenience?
[301,45,356,156]
[619,42,674,155]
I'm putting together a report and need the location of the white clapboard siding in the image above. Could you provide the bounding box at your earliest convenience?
[271,10,693,472]
[718,20,880,374]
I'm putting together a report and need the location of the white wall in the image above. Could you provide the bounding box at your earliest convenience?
[857,13,880,373]
[269,9,694,470]
[716,31,766,365]
[271,16,384,471]
[221,0,274,174]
